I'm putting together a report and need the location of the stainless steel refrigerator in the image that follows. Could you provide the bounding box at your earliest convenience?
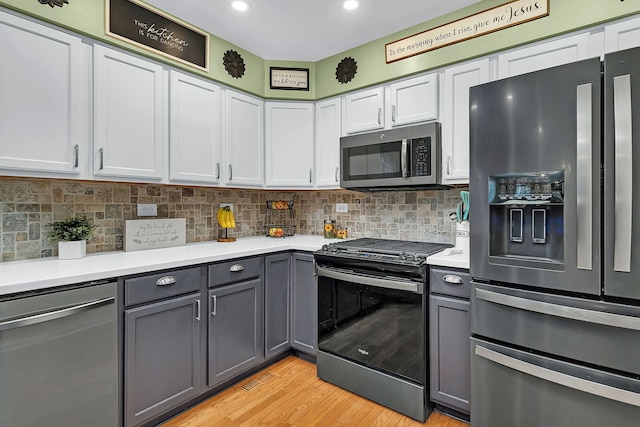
[469,47,640,426]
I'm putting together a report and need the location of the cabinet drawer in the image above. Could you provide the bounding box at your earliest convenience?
[124,267,202,306]
[209,256,263,288]
[429,267,470,298]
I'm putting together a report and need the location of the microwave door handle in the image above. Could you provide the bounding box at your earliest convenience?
[401,139,408,178]
[576,83,593,270]
[613,74,633,273]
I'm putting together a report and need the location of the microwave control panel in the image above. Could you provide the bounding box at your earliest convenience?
[411,137,432,176]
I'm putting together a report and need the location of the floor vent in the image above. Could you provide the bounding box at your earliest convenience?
[240,379,261,392]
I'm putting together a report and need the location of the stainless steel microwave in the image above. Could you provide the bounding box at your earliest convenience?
[340,123,444,191]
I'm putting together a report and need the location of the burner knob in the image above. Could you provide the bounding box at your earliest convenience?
[321,245,329,252]
[414,254,424,262]
[399,251,407,261]
[329,246,338,253]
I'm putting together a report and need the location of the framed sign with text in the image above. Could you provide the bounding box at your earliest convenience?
[270,67,310,91]
[106,0,209,71]
[385,0,549,63]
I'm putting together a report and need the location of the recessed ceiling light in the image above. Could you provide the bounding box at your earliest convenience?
[232,0,249,12]
[343,0,360,11]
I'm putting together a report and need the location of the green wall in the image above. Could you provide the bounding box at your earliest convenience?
[2,0,640,100]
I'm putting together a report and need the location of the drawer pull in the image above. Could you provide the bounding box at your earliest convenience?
[230,264,244,272]
[211,295,217,316]
[443,274,464,285]
[156,276,177,286]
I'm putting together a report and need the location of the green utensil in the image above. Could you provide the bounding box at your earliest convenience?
[460,191,470,221]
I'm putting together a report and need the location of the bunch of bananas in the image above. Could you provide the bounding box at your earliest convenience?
[217,206,236,229]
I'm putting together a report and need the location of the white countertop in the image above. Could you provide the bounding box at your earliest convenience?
[0,235,465,295]
[0,235,335,296]
[426,247,470,270]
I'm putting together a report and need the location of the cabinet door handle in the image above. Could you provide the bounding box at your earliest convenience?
[335,167,339,183]
[309,168,313,183]
[156,276,177,286]
[211,295,217,316]
[99,148,104,170]
[377,108,382,125]
[392,105,396,123]
[216,162,220,180]
[73,144,79,168]
[230,264,244,272]
[195,299,201,322]
[447,156,451,175]
[228,164,233,181]
[443,274,464,285]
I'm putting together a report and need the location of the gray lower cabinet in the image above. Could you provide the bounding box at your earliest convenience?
[429,267,471,415]
[291,252,316,355]
[264,252,292,359]
[123,266,204,427]
[208,257,264,388]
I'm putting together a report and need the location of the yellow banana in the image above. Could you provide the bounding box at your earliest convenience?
[227,207,236,228]
[223,208,231,229]
[217,207,228,228]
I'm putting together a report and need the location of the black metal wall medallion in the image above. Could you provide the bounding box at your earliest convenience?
[336,57,357,84]
[38,0,69,6]
[223,50,245,79]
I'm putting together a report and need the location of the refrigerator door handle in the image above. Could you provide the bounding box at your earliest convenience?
[475,344,640,408]
[613,74,633,273]
[576,83,593,270]
[475,287,640,331]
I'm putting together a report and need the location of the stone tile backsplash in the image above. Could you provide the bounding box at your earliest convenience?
[0,177,467,262]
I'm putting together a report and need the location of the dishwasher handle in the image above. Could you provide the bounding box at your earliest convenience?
[0,297,115,332]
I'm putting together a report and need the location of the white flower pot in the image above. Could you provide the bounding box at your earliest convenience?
[58,240,87,260]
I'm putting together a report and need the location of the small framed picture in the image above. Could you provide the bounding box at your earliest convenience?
[270,67,309,91]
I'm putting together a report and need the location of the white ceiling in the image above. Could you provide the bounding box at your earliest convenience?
[143,0,481,62]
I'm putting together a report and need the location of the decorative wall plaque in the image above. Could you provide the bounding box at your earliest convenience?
[223,50,246,78]
[106,0,209,71]
[124,218,186,252]
[38,0,68,7]
[270,67,309,90]
[385,0,549,63]
[336,57,357,84]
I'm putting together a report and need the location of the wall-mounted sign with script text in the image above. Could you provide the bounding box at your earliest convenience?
[385,0,549,63]
[106,0,209,71]
[270,67,310,90]
[124,218,187,252]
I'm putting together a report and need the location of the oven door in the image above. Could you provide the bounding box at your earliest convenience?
[316,265,426,385]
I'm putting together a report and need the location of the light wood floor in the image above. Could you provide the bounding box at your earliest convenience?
[162,356,470,427]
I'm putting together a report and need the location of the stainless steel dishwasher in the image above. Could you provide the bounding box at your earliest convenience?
[0,279,119,427]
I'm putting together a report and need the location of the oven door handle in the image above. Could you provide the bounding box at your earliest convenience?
[316,266,421,294]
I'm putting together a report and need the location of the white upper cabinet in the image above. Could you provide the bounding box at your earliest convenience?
[343,74,439,135]
[498,33,592,78]
[169,71,222,185]
[93,45,165,181]
[441,59,490,185]
[224,89,264,187]
[388,73,438,126]
[0,10,89,177]
[265,102,315,188]
[605,16,640,53]
[344,87,385,134]
[315,98,341,189]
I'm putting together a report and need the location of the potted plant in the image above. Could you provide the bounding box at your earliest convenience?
[46,216,97,260]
